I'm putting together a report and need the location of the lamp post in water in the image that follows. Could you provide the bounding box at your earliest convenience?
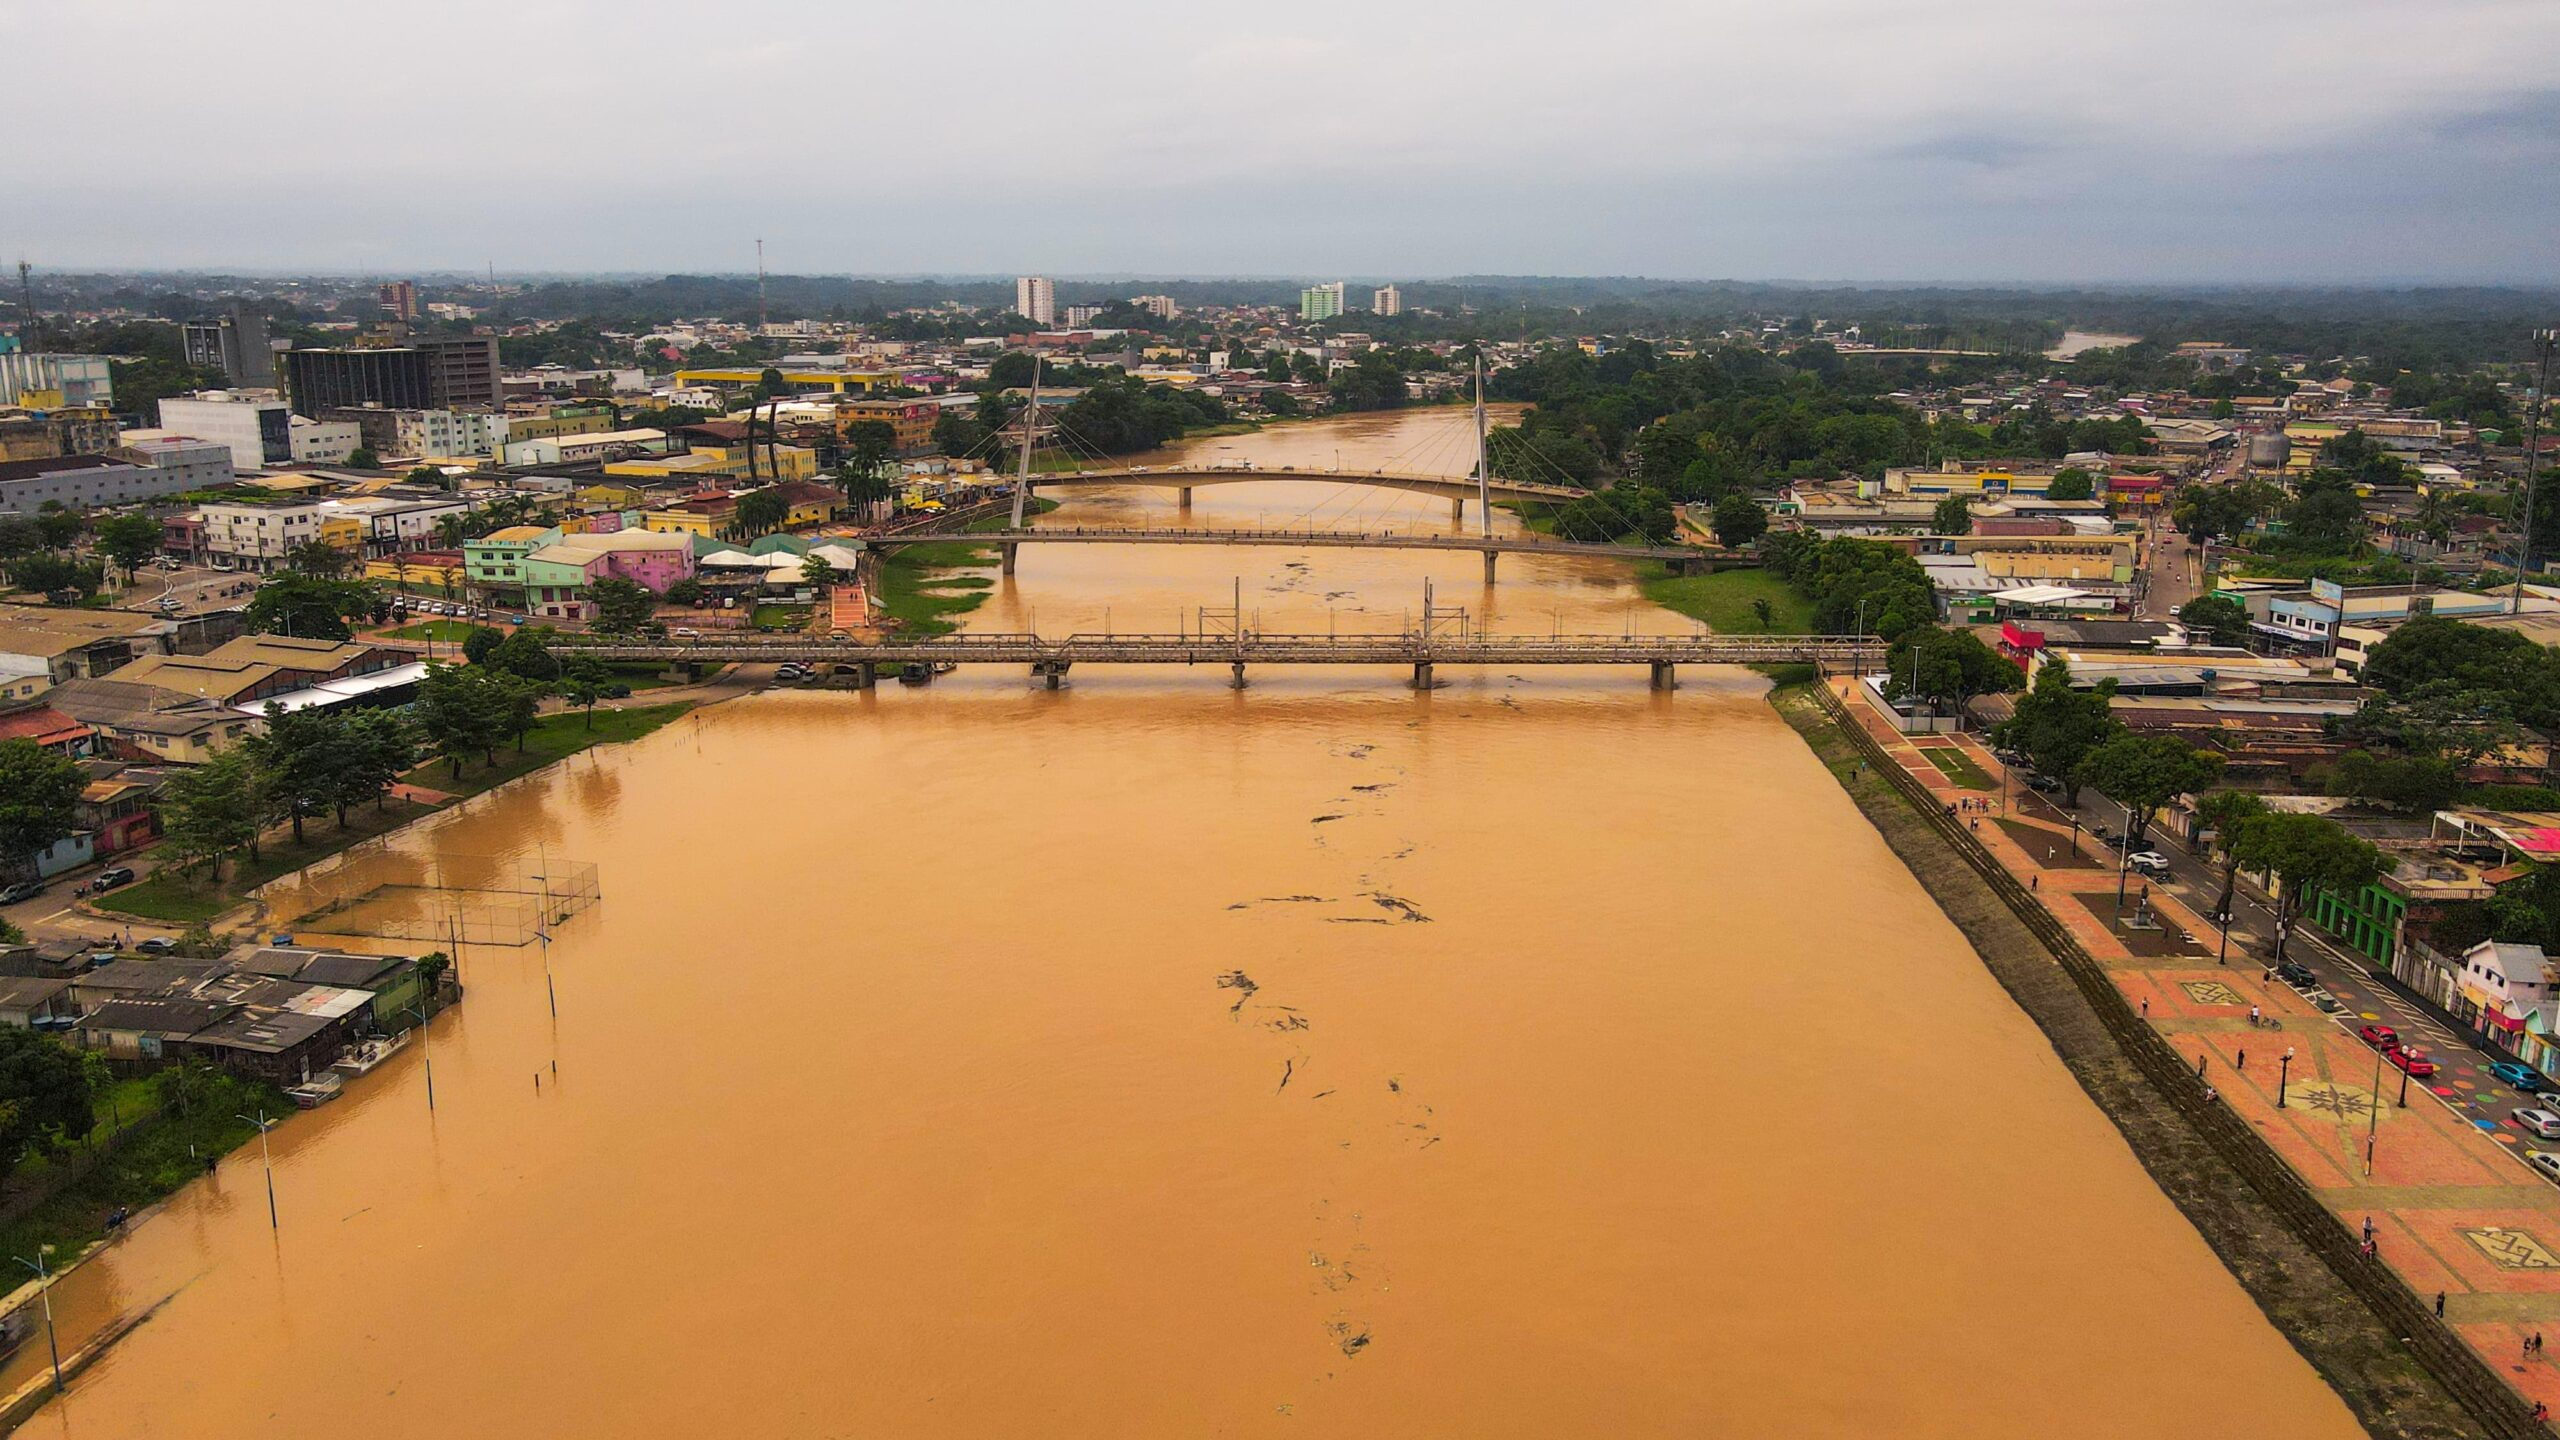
[238,1109,278,1229]
[17,1246,60,1393]
[407,1004,435,1112]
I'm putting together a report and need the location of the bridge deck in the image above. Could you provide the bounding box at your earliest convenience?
[863,526,1705,564]
[1031,466,1585,501]
[552,632,1877,667]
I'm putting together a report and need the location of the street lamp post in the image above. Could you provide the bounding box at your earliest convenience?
[238,1108,278,1230]
[2399,1060,2412,1109]
[2365,1045,2384,1176]
[17,1247,60,1394]
[2279,1046,2294,1107]
[406,1004,435,1112]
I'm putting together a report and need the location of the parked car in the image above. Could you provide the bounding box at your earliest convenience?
[2126,851,2171,876]
[2273,960,2318,988]
[91,866,136,889]
[2387,1046,2439,1077]
[674,627,701,639]
[2529,1150,2560,1184]
[2311,993,2347,1014]
[2513,1108,2560,1140]
[2089,827,2121,848]
[2357,1024,2400,1049]
[0,880,42,905]
[775,663,810,681]
[2494,1061,2553,1091]
[135,937,176,955]
[2023,774,2062,794]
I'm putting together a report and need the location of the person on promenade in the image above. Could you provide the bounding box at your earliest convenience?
[2434,1291,2446,1318]
[2249,1005,2262,1027]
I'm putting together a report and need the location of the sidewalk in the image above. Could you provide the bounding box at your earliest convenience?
[1841,677,2560,1416]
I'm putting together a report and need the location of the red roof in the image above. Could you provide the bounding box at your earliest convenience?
[0,707,93,748]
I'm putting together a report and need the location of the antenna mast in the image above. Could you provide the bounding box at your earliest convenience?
[755,239,768,333]
[15,261,32,347]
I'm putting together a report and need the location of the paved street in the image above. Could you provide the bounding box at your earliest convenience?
[1843,683,2560,1414]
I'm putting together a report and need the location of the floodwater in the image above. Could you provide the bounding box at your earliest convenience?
[10,409,2360,1438]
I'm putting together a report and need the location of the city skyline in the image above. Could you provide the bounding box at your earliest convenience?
[6,1,2557,283]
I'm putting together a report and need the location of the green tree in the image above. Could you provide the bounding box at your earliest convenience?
[461,626,505,666]
[157,746,268,879]
[2193,790,2268,927]
[1932,495,1973,535]
[2283,474,2365,554]
[1990,658,2119,804]
[0,1027,93,1181]
[755,367,791,399]
[931,411,989,459]
[414,662,512,775]
[0,740,86,876]
[2045,468,2095,502]
[247,707,355,843]
[734,489,788,537]
[2360,617,2560,730]
[2231,811,2388,963]
[2324,750,2463,813]
[2076,734,2225,846]
[346,447,380,470]
[2176,594,2250,646]
[1710,494,1768,547]
[561,657,609,730]
[245,573,372,641]
[8,550,102,598]
[588,578,656,635]
[33,510,83,549]
[484,629,562,683]
[1750,597,1775,630]
[286,540,354,579]
[1883,625,2024,714]
[801,552,835,594]
[93,514,163,581]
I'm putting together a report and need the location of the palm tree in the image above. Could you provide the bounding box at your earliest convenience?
[2195,790,2269,927]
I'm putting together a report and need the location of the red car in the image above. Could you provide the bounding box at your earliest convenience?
[2358,1024,2400,1050]
[2388,1046,2440,1077]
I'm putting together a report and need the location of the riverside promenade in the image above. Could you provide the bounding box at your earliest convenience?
[1833,677,2560,1420]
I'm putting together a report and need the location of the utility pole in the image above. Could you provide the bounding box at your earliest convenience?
[15,260,32,348]
[2508,326,2549,609]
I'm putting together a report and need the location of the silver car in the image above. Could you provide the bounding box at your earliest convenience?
[2513,1108,2560,1140]
[2529,1150,2560,1184]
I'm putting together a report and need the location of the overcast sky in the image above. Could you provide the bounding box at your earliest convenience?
[9,0,2558,283]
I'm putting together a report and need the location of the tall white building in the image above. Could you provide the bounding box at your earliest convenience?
[1372,285,1402,317]
[1131,294,1180,320]
[1300,282,1346,322]
[1014,276,1056,326]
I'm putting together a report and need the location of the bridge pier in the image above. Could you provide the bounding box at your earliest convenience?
[1178,486,1192,509]
[1412,661,1434,689]
[1451,497,1464,522]
[1483,550,1498,584]
[1230,661,1247,690]
[1000,542,1019,576]
[1650,661,1677,692]
[1032,659,1072,690]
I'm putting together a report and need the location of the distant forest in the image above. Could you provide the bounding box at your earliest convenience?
[22,270,2559,371]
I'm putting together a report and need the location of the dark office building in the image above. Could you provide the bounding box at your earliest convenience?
[181,307,276,387]
[279,337,498,416]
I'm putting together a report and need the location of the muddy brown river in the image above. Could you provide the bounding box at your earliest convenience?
[9,409,2359,1436]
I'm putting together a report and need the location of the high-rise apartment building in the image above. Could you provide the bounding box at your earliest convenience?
[1300,282,1346,322]
[379,280,419,322]
[182,306,276,387]
[1372,285,1403,318]
[1131,294,1181,321]
[1014,276,1056,326]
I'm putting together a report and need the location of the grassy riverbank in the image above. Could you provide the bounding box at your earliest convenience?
[874,501,1056,634]
[410,702,695,800]
[1638,566,1811,633]
[0,1068,285,1289]
[1765,681,2484,1439]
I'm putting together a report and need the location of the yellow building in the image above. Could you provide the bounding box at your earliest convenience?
[576,481,648,509]
[317,515,365,553]
[673,367,896,395]
[640,509,723,537]
[604,444,816,484]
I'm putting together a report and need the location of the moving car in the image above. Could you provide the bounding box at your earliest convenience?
[2387,1046,2439,1077]
[2126,851,2171,876]
[0,880,41,905]
[2357,1024,2400,1050]
[91,866,136,889]
[2513,1108,2560,1140]
[2494,1061,2552,1091]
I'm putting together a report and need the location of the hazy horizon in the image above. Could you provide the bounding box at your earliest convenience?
[7,0,2557,284]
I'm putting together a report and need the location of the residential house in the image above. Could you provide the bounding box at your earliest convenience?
[0,606,175,692]
[0,705,95,757]
[519,530,698,621]
[44,677,262,762]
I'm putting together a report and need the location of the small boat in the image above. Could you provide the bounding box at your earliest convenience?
[330,1030,413,1079]
[286,1072,344,1109]
[898,663,933,685]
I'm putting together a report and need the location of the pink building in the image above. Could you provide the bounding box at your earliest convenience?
[522,532,698,622]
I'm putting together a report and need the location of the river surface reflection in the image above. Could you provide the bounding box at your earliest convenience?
[12,408,2359,1437]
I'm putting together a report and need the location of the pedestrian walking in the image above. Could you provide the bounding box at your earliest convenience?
[2537,1331,2546,1356]
[2435,1290,2446,1318]
[2363,1215,2377,1245]
[2250,1005,2262,1027]
[2237,1049,2246,1071]
[2030,874,2040,891]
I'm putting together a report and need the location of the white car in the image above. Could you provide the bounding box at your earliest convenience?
[2126,851,2172,876]
[2531,1150,2560,1183]
[674,627,701,639]
[2514,1108,2560,1140]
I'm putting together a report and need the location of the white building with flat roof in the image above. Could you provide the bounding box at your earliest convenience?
[1015,276,1056,325]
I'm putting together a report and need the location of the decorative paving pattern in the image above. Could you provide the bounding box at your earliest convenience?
[2180,980,2246,1007]
[2292,1082,2389,1121]
[2465,1227,2560,1270]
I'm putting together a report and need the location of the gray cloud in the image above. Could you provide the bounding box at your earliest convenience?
[5,0,2557,281]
